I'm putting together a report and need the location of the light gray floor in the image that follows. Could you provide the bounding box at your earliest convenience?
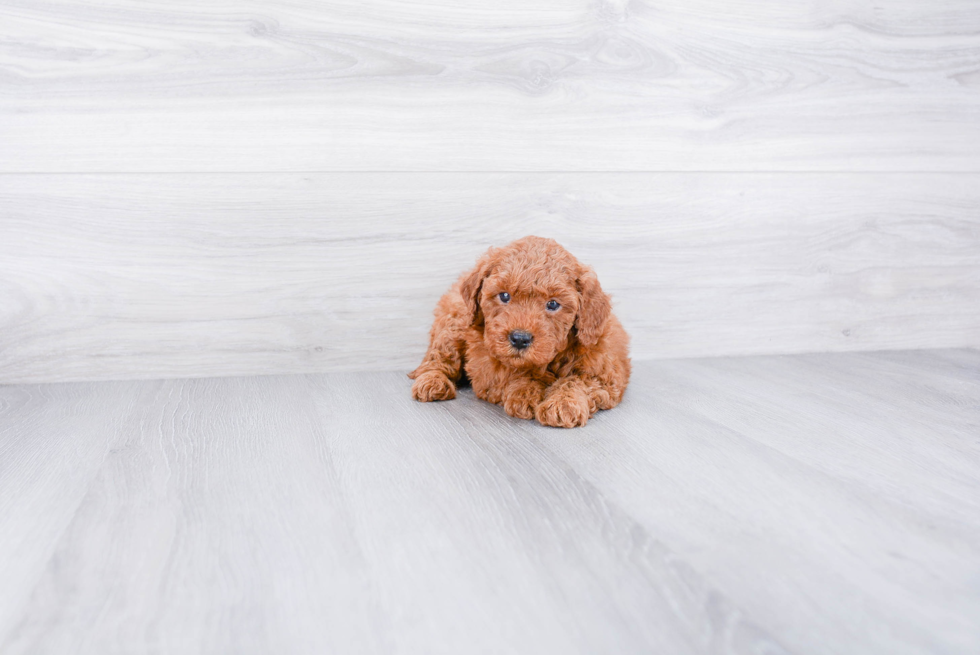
[1,350,978,654]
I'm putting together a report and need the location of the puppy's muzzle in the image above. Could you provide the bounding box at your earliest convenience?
[508,330,533,351]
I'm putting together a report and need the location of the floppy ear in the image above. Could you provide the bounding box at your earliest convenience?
[575,266,611,347]
[458,248,497,327]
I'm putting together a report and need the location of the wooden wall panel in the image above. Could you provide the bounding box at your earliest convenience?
[0,0,978,172]
[1,172,977,383]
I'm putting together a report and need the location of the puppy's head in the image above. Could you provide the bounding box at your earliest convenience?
[460,236,611,368]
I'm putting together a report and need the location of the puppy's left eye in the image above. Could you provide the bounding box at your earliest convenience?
[546,300,560,311]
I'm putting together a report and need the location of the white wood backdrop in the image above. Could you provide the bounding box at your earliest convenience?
[0,0,979,172]
[1,173,977,383]
[1,0,979,382]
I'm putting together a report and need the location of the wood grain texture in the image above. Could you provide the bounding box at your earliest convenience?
[1,0,979,172]
[1,172,978,383]
[0,351,977,654]
[0,380,145,636]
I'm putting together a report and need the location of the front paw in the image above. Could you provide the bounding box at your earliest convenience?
[412,371,456,402]
[503,381,546,420]
[535,387,591,428]
[503,394,537,420]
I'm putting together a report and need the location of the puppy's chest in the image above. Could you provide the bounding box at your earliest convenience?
[461,336,504,399]
[546,347,580,378]
[463,333,574,404]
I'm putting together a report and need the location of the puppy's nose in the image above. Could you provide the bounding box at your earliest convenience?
[508,330,533,351]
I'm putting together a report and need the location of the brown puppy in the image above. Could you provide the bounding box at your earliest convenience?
[409,236,630,428]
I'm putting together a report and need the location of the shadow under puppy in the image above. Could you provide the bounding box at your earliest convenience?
[409,236,630,428]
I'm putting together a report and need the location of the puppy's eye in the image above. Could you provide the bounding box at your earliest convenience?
[546,299,561,311]
[498,292,511,304]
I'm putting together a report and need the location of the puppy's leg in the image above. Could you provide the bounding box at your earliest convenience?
[409,293,467,402]
[536,371,629,427]
[538,318,631,426]
[535,377,594,428]
[501,375,549,420]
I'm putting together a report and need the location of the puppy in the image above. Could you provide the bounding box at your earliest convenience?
[409,236,630,428]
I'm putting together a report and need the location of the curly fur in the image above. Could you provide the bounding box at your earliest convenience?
[409,236,630,428]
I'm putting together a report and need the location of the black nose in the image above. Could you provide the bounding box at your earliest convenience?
[508,330,533,351]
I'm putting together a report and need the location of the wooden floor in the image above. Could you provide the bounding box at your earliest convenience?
[1,349,978,654]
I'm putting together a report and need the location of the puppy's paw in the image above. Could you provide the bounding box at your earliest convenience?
[503,394,536,420]
[535,386,591,428]
[503,381,546,420]
[412,371,456,402]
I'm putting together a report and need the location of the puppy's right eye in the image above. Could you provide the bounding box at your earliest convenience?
[498,292,511,303]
